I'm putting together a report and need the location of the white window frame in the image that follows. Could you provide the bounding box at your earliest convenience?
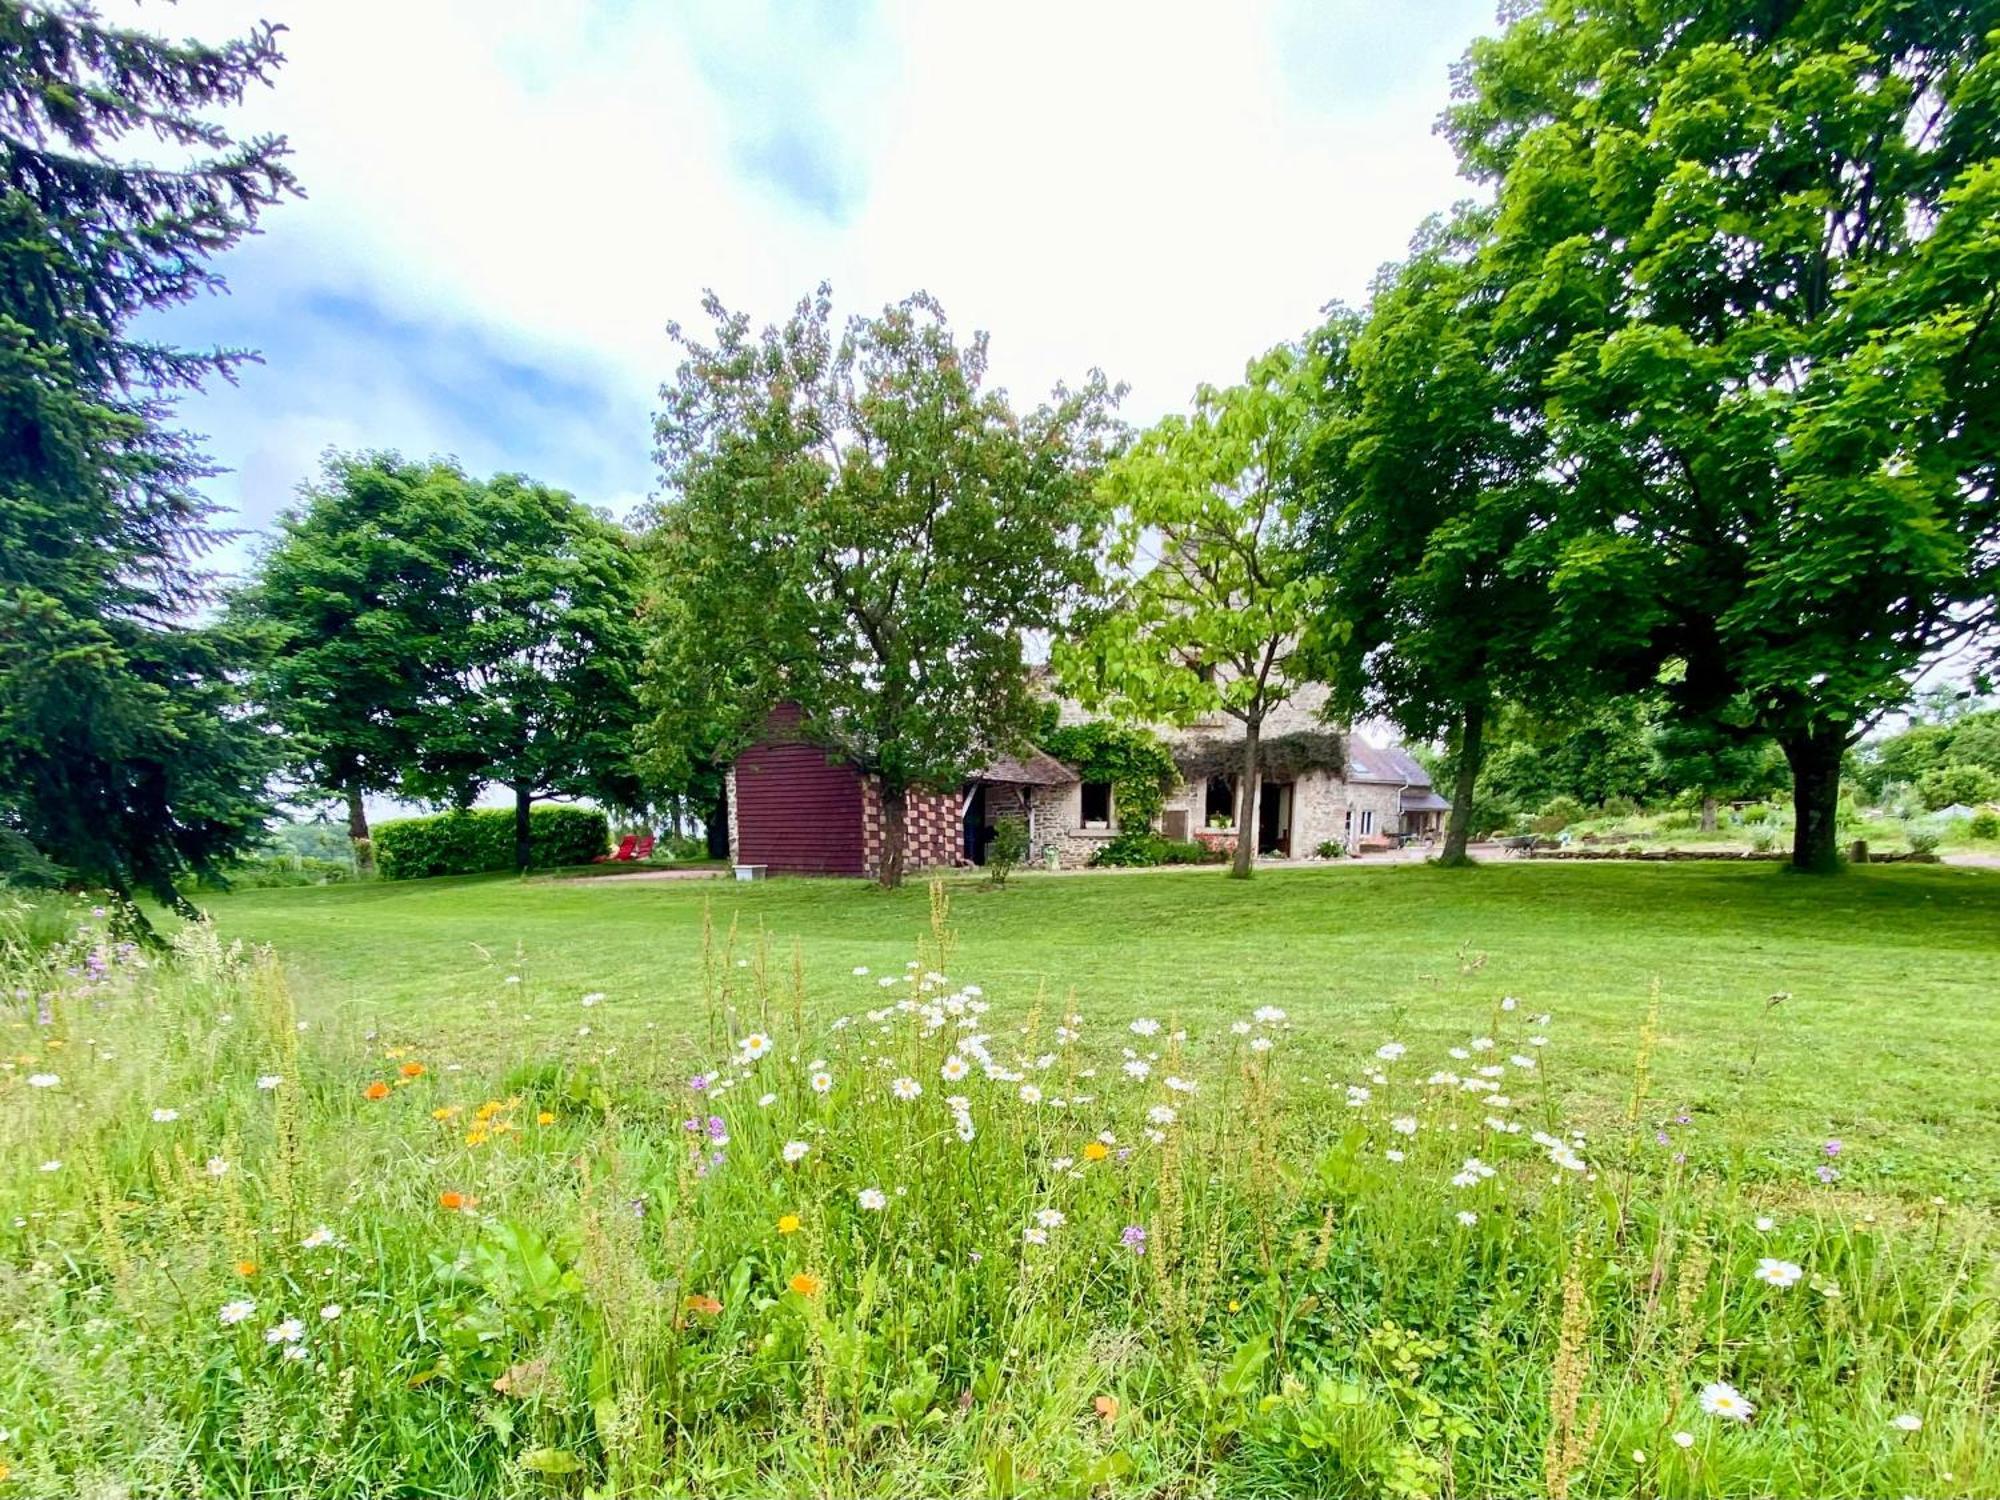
[1359,809,1375,837]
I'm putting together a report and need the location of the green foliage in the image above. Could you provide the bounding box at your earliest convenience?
[0,5,297,906]
[644,284,1121,886]
[1086,831,1223,867]
[1914,761,2000,812]
[1531,796,1588,835]
[195,853,353,891]
[373,807,609,879]
[984,818,1029,887]
[1040,723,1178,831]
[1969,810,2000,840]
[1058,345,1327,878]
[1440,1,2000,872]
[1314,839,1345,859]
[1904,822,1944,856]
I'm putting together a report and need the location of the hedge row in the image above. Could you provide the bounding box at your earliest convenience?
[373,807,610,879]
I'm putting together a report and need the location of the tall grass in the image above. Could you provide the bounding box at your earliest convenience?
[0,888,1992,1496]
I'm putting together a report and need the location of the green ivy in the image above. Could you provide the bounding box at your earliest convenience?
[1041,723,1179,830]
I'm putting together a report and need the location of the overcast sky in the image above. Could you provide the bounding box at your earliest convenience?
[117,0,1500,574]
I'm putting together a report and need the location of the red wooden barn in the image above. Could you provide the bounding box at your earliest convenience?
[728,705,965,878]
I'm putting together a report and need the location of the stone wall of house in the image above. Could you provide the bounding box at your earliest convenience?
[1290,770,1348,855]
[1024,779,1120,869]
[859,778,964,877]
[1345,779,1405,847]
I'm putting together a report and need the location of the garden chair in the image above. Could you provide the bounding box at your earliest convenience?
[595,835,638,864]
[631,835,656,861]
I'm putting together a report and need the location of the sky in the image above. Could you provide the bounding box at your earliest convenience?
[116,0,1503,577]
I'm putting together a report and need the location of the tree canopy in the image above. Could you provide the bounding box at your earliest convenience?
[644,284,1122,887]
[1437,0,2000,870]
[1058,345,1327,878]
[0,1,296,908]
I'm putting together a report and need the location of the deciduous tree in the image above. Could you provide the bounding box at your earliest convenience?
[1057,346,1325,879]
[1445,0,2000,871]
[645,285,1120,888]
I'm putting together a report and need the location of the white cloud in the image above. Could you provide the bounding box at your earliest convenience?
[113,0,1498,536]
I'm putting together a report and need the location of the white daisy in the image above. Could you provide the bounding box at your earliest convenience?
[1889,1413,1922,1432]
[1022,1227,1047,1245]
[580,992,604,1007]
[205,1157,230,1178]
[1253,1006,1287,1024]
[27,1073,59,1088]
[219,1299,256,1326]
[1672,1431,1694,1449]
[1455,1210,1478,1226]
[1391,1115,1419,1136]
[1129,1017,1160,1037]
[857,1187,887,1211]
[781,1140,810,1164]
[1753,1258,1803,1288]
[1147,1104,1177,1126]
[1035,1208,1066,1228]
[1753,1215,1776,1232]
[940,1055,969,1082]
[320,1303,342,1320]
[1376,1041,1406,1061]
[1698,1381,1754,1421]
[151,1108,178,1123]
[39,1159,61,1173]
[891,1077,922,1101]
[757,1092,778,1108]
[1018,1083,1042,1104]
[1249,1037,1273,1054]
[255,1075,283,1091]
[739,1033,772,1061]
[810,1071,833,1094]
[265,1319,304,1344]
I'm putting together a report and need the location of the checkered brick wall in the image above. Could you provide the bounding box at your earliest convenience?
[859,779,966,878]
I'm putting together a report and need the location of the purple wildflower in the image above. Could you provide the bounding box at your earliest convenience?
[1121,1224,1148,1256]
[1817,1164,1840,1184]
[707,1115,729,1141]
[1823,1138,1843,1158]
[688,1074,709,1093]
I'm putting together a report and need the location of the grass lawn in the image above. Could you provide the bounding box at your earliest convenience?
[198,860,2000,1203]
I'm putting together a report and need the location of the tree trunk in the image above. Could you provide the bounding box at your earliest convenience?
[880,783,908,890]
[345,784,375,875]
[514,786,533,874]
[706,782,731,860]
[1781,726,1846,874]
[1700,795,1718,833]
[1231,720,1261,880]
[1440,697,1486,866]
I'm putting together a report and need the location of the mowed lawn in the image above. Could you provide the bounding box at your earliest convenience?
[195,861,2000,1202]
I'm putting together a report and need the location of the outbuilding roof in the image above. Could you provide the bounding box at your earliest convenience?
[1347,736,1435,788]
[976,748,1079,787]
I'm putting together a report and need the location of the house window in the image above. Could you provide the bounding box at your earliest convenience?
[1204,776,1236,826]
[1359,809,1375,837]
[1080,781,1113,829]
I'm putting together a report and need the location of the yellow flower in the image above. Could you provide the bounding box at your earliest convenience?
[536,1111,555,1126]
[235,1260,258,1277]
[465,1130,489,1147]
[1083,1142,1110,1163]
[776,1214,802,1235]
[475,1100,502,1121]
[431,1106,459,1121]
[788,1272,821,1297]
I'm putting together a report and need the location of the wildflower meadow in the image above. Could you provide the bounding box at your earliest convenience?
[1,888,1994,1498]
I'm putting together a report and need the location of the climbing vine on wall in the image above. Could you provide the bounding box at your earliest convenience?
[1041,723,1179,830]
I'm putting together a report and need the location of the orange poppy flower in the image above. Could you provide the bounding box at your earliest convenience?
[787,1272,821,1298]
[438,1190,467,1211]
[399,1061,425,1079]
[363,1080,391,1101]
[683,1293,723,1317]
[1083,1141,1109,1162]
[234,1260,258,1277]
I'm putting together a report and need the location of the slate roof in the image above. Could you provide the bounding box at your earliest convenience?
[1346,736,1436,788]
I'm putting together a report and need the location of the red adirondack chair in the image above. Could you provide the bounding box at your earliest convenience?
[631,835,656,861]
[595,835,638,864]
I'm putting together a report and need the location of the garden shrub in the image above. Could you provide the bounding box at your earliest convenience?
[985,819,1029,886]
[374,807,610,878]
[1914,761,2000,812]
[1531,795,1587,835]
[1087,831,1223,867]
[1904,822,1943,855]
[1314,839,1346,858]
[1970,810,2000,840]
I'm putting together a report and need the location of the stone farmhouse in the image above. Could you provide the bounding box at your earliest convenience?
[726,688,1449,879]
